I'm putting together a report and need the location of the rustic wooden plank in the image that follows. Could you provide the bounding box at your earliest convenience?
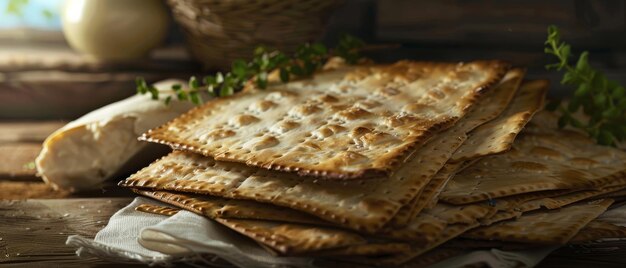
[0,142,41,181]
[0,198,143,267]
[0,43,199,73]
[0,182,69,200]
[0,121,64,143]
[376,0,626,49]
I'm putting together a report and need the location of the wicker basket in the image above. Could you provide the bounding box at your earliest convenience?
[167,0,343,70]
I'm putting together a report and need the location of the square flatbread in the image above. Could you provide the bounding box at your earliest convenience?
[441,122,626,204]
[388,70,528,227]
[134,189,329,225]
[463,199,614,244]
[141,60,508,179]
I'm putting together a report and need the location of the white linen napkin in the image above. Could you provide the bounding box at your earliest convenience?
[66,197,558,267]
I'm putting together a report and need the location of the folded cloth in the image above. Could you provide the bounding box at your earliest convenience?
[66,197,556,267]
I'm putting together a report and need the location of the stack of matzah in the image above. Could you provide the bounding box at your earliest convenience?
[118,59,626,267]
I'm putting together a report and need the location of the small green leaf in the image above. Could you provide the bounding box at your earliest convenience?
[189,91,202,105]
[189,76,200,89]
[598,129,615,146]
[574,83,590,97]
[612,86,625,99]
[254,46,267,57]
[575,51,591,74]
[311,43,328,55]
[256,72,268,89]
[148,87,159,100]
[602,107,620,119]
[279,68,289,83]
[232,59,248,78]
[561,71,576,85]
[177,91,188,101]
[203,75,216,86]
[594,93,607,107]
[220,85,234,97]
[164,96,172,105]
[171,84,182,91]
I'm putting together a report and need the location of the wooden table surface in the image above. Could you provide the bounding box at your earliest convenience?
[1,121,625,268]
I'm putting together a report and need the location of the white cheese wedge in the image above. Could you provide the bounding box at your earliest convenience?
[36,79,197,191]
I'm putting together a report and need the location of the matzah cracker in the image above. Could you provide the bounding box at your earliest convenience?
[477,185,624,226]
[388,69,524,227]
[520,185,626,212]
[215,218,367,255]
[450,79,547,162]
[134,190,329,225]
[441,124,626,204]
[569,220,626,243]
[381,202,494,242]
[339,223,479,266]
[142,61,509,179]
[463,199,614,244]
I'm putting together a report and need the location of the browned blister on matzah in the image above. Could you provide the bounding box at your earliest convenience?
[215,218,369,255]
[135,203,180,216]
[441,123,626,204]
[569,220,626,243]
[463,199,614,244]
[134,190,330,226]
[141,61,509,179]
[451,79,547,162]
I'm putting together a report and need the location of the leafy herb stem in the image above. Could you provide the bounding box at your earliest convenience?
[544,25,626,146]
[136,35,364,106]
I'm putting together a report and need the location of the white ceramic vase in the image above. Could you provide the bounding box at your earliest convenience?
[61,0,169,61]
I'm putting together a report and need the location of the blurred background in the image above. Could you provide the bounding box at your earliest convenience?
[1,0,625,120]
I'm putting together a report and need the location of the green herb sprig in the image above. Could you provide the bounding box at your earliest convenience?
[136,35,365,106]
[544,25,626,146]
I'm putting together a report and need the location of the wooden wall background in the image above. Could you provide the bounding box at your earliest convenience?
[1,0,625,119]
[324,0,626,98]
